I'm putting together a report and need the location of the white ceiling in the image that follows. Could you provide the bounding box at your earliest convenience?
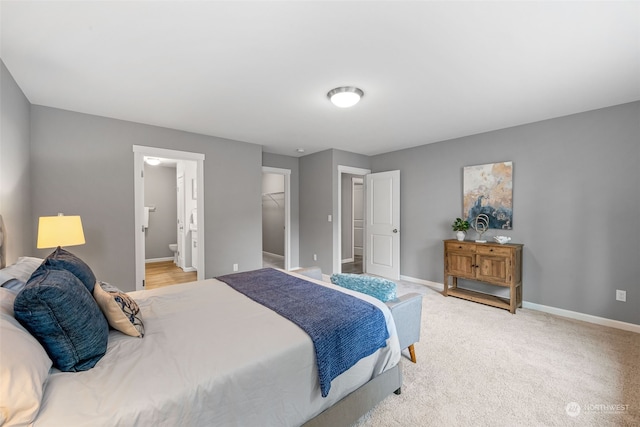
[2,1,639,157]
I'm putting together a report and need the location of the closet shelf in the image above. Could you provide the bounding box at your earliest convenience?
[262,192,284,207]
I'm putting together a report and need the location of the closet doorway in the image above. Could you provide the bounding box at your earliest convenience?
[262,167,291,270]
[341,175,365,274]
[335,165,371,274]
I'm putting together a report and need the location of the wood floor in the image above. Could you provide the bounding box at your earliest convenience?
[145,261,197,290]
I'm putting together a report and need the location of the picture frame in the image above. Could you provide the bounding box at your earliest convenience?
[463,161,513,230]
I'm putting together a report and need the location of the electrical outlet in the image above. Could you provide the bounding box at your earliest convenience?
[616,290,626,302]
[313,254,317,261]
[233,263,238,272]
[328,215,332,222]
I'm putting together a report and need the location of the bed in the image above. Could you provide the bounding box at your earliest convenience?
[0,215,402,426]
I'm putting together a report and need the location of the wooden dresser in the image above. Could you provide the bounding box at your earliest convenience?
[443,239,523,313]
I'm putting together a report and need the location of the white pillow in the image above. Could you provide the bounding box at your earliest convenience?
[93,282,145,337]
[0,287,52,426]
[0,257,44,283]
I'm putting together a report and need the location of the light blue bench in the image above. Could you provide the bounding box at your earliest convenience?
[294,267,423,363]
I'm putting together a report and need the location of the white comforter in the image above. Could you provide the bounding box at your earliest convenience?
[33,271,400,426]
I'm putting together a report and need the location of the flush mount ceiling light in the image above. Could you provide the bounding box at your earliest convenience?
[327,86,364,108]
[145,157,161,166]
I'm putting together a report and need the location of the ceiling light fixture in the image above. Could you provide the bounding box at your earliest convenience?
[327,86,364,108]
[145,158,161,166]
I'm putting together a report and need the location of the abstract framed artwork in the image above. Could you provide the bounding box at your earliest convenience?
[463,161,513,230]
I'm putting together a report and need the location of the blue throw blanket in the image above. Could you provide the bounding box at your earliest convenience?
[216,268,389,397]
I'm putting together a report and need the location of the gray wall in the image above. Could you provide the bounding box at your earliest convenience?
[0,61,32,263]
[299,149,334,272]
[30,106,263,291]
[262,152,300,268]
[144,164,177,260]
[371,101,640,325]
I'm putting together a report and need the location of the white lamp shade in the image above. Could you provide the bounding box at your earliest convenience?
[37,215,86,249]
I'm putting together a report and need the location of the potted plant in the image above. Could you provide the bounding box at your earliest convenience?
[451,218,470,241]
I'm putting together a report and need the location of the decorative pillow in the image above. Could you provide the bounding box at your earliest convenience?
[93,281,144,337]
[330,273,398,302]
[33,247,95,293]
[14,269,108,372]
[0,288,52,426]
[0,256,44,283]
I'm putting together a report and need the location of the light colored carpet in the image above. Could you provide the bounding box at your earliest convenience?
[355,285,640,426]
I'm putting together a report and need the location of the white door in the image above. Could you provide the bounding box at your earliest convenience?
[177,174,185,269]
[365,170,400,279]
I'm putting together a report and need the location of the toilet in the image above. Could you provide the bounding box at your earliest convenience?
[169,243,178,264]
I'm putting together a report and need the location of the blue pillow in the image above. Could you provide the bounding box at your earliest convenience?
[14,269,108,372]
[33,247,96,293]
[330,274,397,302]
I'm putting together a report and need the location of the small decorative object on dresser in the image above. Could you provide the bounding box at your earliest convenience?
[494,236,511,244]
[451,218,470,241]
[472,214,489,243]
[443,239,523,313]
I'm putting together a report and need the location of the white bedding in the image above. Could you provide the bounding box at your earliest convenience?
[33,271,400,426]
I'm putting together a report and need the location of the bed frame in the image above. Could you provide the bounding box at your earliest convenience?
[0,214,402,426]
[304,363,402,426]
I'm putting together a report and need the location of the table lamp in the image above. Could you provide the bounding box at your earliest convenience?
[37,213,86,249]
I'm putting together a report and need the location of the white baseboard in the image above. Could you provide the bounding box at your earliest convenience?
[145,257,173,263]
[342,258,354,264]
[182,266,196,273]
[400,275,639,334]
[400,275,444,291]
[262,251,284,259]
[522,301,640,334]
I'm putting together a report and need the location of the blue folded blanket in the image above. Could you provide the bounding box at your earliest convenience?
[217,268,389,397]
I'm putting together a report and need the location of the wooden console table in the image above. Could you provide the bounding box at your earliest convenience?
[443,239,523,313]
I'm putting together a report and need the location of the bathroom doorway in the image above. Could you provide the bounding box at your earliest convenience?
[133,145,205,291]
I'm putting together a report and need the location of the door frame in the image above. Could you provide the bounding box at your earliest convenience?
[133,145,205,290]
[335,165,371,274]
[262,166,291,271]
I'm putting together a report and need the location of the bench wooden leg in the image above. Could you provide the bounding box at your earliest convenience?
[408,344,416,363]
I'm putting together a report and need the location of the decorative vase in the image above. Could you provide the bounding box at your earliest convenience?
[456,231,465,241]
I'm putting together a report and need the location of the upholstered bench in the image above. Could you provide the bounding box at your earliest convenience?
[294,268,423,363]
[384,293,422,363]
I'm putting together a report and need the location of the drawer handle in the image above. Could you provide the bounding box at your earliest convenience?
[458,246,463,249]
[490,249,494,252]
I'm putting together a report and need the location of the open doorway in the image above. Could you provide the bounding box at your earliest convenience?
[142,158,198,289]
[133,145,205,291]
[262,167,291,270]
[341,175,364,274]
[335,165,371,275]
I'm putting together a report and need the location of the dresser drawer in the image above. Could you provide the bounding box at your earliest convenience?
[476,245,512,257]
[445,242,476,252]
